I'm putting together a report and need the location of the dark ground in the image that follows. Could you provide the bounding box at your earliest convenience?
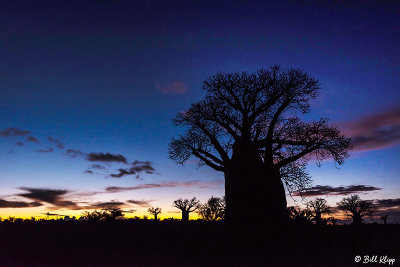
[0,221,399,266]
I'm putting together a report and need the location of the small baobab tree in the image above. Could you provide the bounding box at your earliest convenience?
[337,195,374,225]
[287,206,313,224]
[173,197,200,222]
[306,198,331,225]
[197,196,225,221]
[148,207,162,221]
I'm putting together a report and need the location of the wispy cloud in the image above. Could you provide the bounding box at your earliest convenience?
[293,184,381,197]
[105,180,223,193]
[110,161,156,178]
[87,152,128,164]
[340,105,400,151]
[374,198,400,209]
[0,127,30,137]
[0,199,43,208]
[66,149,86,158]
[48,137,65,149]
[127,199,155,207]
[16,142,25,147]
[36,148,54,153]
[26,136,40,144]
[84,201,126,210]
[17,187,77,208]
[156,80,188,95]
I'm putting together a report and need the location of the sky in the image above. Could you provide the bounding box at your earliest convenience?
[1,0,399,222]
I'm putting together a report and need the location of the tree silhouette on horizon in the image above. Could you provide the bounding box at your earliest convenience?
[173,197,200,222]
[337,195,374,225]
[169,66,351,224]
[306,198,331,225]
[197,196,225,221]
[148,207,162,221]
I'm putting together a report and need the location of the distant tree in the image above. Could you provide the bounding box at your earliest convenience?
[173,197,200,222]
[306,198,331,225]
[148,207,162,221]
[288,206,313,224]
[81,208,124,221]
[169,66,351,224]
[380,215,388,224]
[337,195,374,225]
[197,196,225,221]
[106,208,124,220]
[329,216,337,226]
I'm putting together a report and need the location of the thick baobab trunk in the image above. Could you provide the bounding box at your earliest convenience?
[353,214,362,225]
[225,141,287,225]
[181,210,189,222]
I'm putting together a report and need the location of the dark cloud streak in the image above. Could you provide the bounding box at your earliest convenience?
[0,199,43,208]
[340,105,400,151]
[293,184,381,196]
[26,136,40,143]
[36,148,54,153]
[87,152,127,164]
[48,137,65,149]
[110,161,156,178]
[0,128,30,137]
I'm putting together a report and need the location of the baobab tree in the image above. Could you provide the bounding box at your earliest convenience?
[148,207,162,221]
[337,195,374,225]
[169,66,351,223]
[306,198,331,225]
[173,197,200,222]
[197,196,225,221]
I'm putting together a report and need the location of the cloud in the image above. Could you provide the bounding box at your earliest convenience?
[84,164,108,175]
[127,199,155,207]
[16,142,25,147]
[87,152,127,164]
[105,180,223,193]
[48,137,65,149]
[0,199,43,208]
[0,127,30,137]
[340,105,400,151]
[85,201,126,210]
[374,198,400,209]
[26,136,40,144]
[293,184,381,197]
[110,161,156,178]
[36,148,54,153]
[66,149,86,158]
[17,187,77,208]
[156,80,188,95]
[90,164,107,170]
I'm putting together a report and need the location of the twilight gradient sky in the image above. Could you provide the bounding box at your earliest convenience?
[1,0,399,221]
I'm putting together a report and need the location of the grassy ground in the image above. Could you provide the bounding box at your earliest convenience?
[0,221,399,266]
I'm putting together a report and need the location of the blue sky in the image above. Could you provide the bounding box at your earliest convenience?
[0,0,399,220]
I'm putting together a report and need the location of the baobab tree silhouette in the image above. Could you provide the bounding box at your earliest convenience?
[197,196,225,221]
[306,198,331,225]
[169,66,351,224]
[148,207,162,221]
[337,195,374,225]
[172,197,200,222]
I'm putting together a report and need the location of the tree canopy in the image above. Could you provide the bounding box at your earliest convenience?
[169,66,351,195]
